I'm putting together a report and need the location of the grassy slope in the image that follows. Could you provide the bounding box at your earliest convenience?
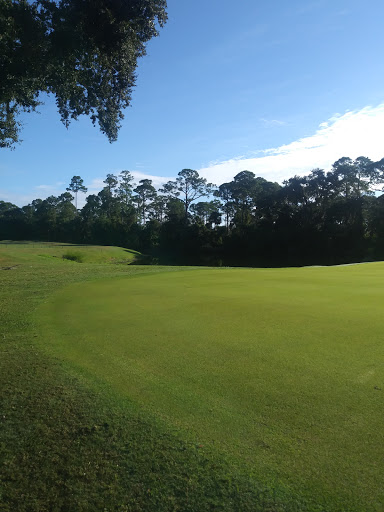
[35,265,384,512]
[0,240,140,265]
[1,243,302,512]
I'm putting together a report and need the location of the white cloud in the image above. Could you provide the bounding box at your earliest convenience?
[86,178,106,196]
[4,103,384,207]
[35,182,65,193]
[130,171,175,188]
[1,182,68,207]
[198,103,384,185]
[0,190,39,206]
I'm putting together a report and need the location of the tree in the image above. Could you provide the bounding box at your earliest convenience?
[103,173,119,194]
[56,192,76,222]
[82,194,101,222]
[149,194,168,222]
[227,171,280,226]
[133,179,157,224]
[161,169,214,219]
[117,170,134,208]
[214,182,236,231]
[371,158,384,182]
[66,175,87,210]
[229,171,257,225]
[0,201,26,240]
[0,0,167,148]
[331,157,379,199]
[116,170,136,223]
[32,195,59,239]
[208,210,222,228]
[0,200,17,214]
[165,197,185,222]
[190,200,221,225]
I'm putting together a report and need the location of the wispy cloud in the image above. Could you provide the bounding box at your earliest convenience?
[296,1,326,15]
[260,118,287,127]
[198,103,384,185]
[1,182,68,206]
[0,190,39,206]
[35,181,65,193]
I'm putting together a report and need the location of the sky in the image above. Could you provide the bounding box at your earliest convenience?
[2,0,384,207]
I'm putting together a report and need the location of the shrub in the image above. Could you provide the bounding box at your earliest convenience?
[62,251,84,263]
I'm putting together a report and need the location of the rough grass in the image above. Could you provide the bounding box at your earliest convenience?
[35,265,384,512]
[62,250,85,262]
[0,243,307,512]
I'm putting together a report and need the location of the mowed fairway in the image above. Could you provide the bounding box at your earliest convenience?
[37,264,384,510]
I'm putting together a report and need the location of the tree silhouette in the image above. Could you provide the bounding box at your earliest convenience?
[66,176,87,211]
[133,179,157,225]
[162,169,215,219]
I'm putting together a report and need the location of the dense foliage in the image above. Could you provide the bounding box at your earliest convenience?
[0,0,167,147]
[2,157,384,266]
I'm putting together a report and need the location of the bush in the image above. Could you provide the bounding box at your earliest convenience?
[62,251,84,263]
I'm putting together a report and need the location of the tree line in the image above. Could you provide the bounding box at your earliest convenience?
[2,156,384,267]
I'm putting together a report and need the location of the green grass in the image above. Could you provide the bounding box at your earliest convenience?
[36,264,384,511]
[2,242,384,511]
[0,241,140,265]
[1,243,301,512]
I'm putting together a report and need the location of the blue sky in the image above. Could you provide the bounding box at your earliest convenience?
[2,0,384,206]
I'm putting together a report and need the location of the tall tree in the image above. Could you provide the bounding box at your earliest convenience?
[133,179,157,224]
[214,182,236,231]
[0,0,167,148]
[117,170,134,208]
[116,170,136,224]
[66,175,87,211]
[97,174,118,218]
[103,173,118,195]
[161,169,214,219]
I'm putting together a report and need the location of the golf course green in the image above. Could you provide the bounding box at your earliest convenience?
[35,264,384,511]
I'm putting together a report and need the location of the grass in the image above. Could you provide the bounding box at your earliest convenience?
[0,240,140,265]
[62,250,86,262]
[2,242,384,511]
[36,264,384,511]
[0,242,301,512]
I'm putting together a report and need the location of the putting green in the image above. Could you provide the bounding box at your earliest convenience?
[37,265,384,509]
